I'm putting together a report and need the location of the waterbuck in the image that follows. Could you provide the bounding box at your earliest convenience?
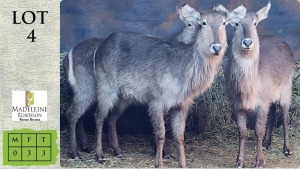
[219,2,294,168]
[92,4,246,168]
[64,37,103,158]
[64,5,201,159]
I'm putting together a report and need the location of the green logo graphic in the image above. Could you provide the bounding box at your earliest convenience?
[3,129,59,166]
[26,91,34,107]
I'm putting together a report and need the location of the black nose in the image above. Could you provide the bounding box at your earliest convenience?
[242,39,253,48]
[212,45,222,53]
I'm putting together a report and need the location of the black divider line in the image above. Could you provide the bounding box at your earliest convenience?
[36,133,38,161]
[50,133,52,161]
[8,133,9,161]
[21,134,22,161]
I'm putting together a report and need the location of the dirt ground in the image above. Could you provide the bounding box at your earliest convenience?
[60,127,300,168]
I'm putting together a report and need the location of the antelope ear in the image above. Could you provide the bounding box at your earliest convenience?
[180,4,201,24]
[256,2,271,23]
[176,6,185,22]
[214,4,229,13]
[226,5,246,25]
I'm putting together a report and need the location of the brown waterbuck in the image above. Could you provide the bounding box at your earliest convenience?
[64,5,202,160]
[218,2,294,168]
[92,4,246,168]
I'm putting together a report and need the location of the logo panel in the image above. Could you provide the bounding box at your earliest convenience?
[12,91,47,121]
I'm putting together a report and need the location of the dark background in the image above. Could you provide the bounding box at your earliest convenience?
[60,0,300,62]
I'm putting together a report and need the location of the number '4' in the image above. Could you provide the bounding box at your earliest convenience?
[27,29,36,42]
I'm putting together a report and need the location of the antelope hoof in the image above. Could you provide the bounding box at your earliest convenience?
[95,157,107,164]
[262,140,271,150]
[113,149,123,157]
[69,151,82,160]
[163,154,175,160]
[255,159,265,168]
[72,156,82,161]
[155,163,163,168]
[283,147,292,157]
[154,158,164,168]
[95,153,106,164]
[235,159,244,168]
[116,154,125,159]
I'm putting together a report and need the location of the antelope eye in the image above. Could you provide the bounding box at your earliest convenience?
[254,22,257,26]
[235,23,239,26]
[223,22,226,25]
[202,22,207,25]
[188,23,192,27]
